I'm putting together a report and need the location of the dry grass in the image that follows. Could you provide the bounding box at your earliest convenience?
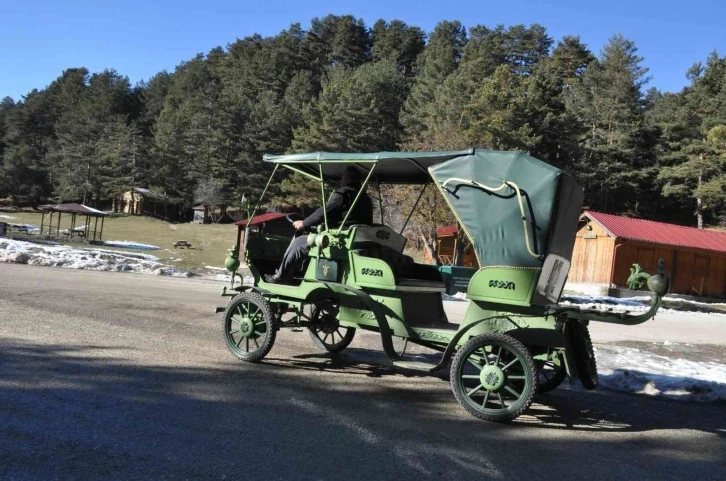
[1,211,238,273]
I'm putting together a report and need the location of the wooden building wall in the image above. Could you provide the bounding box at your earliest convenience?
[569,222,615,284]
[571,218,726,298]
[612,242,726,298]
[422,234,477,267]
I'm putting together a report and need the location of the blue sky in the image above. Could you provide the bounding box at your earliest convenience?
[1,0,724,101]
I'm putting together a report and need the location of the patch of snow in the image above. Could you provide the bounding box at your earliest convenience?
[103,240,162,251]
[560,294,726,316]
[0,215,19,220]
[442,292,467,302]
[0,238,190,277]
[204,265,228,271]
[596,344,726,403]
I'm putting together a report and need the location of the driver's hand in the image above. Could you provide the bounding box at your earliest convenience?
[293,220,305,230]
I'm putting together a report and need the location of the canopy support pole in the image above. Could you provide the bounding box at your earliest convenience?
[376,182,384,224]
[339,165,376,229]
[99,217,104,241]
[57,212,61,238]
[40,212,45,236]
[248,164,280,222]
[93,216,99,241]
[318,163,328,232]
[399,184,427,235]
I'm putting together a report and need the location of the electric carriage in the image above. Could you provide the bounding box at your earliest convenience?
[217,149,668,422]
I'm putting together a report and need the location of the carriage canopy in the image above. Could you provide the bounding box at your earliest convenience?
[263,148,584,269]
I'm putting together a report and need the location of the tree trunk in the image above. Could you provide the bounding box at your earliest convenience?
[697,171,703,229]
[421,232,439,266]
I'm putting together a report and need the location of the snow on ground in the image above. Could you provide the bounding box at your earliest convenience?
[103,240,162,250]
[0,214,19,220]
[442,292,468,302]
[596,344,726,403]
[561,294,726,316]
[0,238,189,277]
[204,265,228,271]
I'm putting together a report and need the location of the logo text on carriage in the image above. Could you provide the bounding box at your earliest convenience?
[489,280,516,290]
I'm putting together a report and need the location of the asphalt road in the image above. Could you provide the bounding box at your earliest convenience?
[1,264,725,481]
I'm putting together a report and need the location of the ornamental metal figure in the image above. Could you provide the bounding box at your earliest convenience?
[216,149,669,423]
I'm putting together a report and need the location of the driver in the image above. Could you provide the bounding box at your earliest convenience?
[265,166,373,284]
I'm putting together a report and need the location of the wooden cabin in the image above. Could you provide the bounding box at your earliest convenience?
[571,211,726,298]
[422,224,478,267]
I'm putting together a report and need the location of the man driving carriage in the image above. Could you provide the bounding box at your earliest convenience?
[265,166,373,284]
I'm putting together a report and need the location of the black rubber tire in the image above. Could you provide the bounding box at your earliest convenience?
[307,300,356,353]
[450,333,537,423]
[223,292,276,362]
[535,349,567,394]
[569,320,598,390]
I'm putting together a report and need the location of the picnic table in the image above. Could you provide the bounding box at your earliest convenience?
[8,224,31,234]
[173,240,192,249]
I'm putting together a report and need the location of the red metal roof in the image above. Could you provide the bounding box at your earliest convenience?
[235,212,291,226]
[584,211,726,255]
[436,224,458,237]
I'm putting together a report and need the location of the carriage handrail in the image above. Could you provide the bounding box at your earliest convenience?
[440,177,541,260]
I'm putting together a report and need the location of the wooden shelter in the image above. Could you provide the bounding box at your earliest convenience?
[39,203,108,242]
[422,224,478,267]
[571,211,726,298]
[111,188,184,221]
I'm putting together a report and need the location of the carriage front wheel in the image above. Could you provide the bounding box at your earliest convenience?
[223,292,276,362]
[451,333,536,422]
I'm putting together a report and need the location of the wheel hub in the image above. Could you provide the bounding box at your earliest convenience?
[238,317,255,338]
[480,365,506,391]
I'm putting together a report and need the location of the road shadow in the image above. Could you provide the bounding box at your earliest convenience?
[1,339,725,481]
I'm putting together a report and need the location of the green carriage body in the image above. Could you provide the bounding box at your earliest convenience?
[217,148,668,422]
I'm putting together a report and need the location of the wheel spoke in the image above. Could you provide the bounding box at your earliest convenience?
[245,337,250,352]
[502,358,521,372]
[461,375,481,379]
[507,375,526,380]
[482,391,490,407]
[493,346,502,366]
[467,384,484,396]
[504,385,521,398]
[229,329,240,335]
[252,336,260,348]
[466,358,484,371]
[497,392,506,408]
[323,333,330,344]
[235,336,243,347]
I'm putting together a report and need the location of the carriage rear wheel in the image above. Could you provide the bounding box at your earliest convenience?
[307,300,356,353]
[569,320,598,390]
[451,333,536,422]
[223,292,276,362]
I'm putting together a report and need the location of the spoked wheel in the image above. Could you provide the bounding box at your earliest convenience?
[223,292,276,362]
[569,320,598,390]
[451,333,536,422]
[307,300,356,353]
[535,348,567,393]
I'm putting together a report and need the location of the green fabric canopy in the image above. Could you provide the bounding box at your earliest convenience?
[263,149,473,184]
[428,150,583,269]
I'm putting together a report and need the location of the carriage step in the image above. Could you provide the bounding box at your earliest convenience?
[392,361,437,372]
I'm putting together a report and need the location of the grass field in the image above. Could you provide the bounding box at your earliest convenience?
[1,211,238,273]
[1,209,429,273]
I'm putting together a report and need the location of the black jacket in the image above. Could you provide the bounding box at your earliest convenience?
[302,184,373,229]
